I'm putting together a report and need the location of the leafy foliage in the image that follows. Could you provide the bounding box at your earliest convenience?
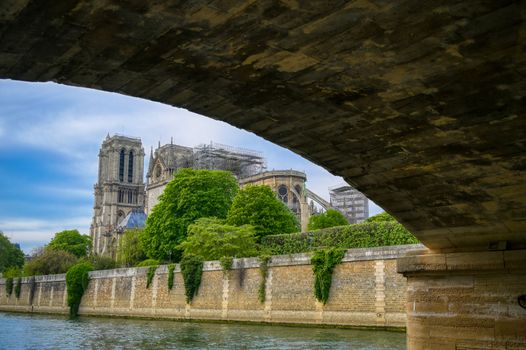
[180,254,203,304]
[167,264,175,290]
[80,255,116,271]
[5,277,13,297]
[219,256,233,275]
[2,266,22,278]
[365,212,397,223]
[117,229,146,267]
[311,248,345,304]
[261,221,419,255]
[178,218,259,261]
[258,255,271,304]
[14,277,22,298]
[308,209,349,230]
[146,265,158,289]
[0,231,25,273]
[48,229,91,258]
[24,249,78,276]
[136,259,160,267]
[141,169,239,261]
[226,185,299,241]
[66,261,93,317]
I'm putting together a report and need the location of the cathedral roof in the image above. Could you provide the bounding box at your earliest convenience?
[117,209,147,230]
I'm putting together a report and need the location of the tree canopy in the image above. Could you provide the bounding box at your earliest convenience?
[226,185,299,240]
[47,229,91,258]
[308,209,349,230]
[0,231,24,273]
[140,169,239,261]
[117,229,146,267]
[178,218,259,261]
[23,248,78,276]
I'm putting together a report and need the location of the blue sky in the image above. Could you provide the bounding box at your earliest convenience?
[0,79,383,253]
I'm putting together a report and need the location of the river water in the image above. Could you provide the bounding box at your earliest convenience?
[0,312,405,349]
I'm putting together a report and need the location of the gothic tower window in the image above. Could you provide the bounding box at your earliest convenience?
[119,149,125,182]
[278,185,288,203]
[128,150,134,183]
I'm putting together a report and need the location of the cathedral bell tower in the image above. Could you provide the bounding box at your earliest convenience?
[90,134,145,256]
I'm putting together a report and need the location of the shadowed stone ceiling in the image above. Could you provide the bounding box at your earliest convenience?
[1,0,524,251]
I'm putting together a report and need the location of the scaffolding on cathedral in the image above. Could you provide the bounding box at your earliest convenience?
[193,141,267,179]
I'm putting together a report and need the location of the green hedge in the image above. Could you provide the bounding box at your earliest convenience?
[261,221,419,255]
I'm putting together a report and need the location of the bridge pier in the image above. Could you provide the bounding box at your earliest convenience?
[398,249,526,349]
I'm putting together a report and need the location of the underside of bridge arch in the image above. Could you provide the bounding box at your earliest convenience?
[1,0,524,252]
[1,1,526,348]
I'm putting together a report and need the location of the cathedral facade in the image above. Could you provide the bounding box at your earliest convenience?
[90,135,145,256]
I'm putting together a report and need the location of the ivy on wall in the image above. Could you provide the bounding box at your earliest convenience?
[14,277,22,299]
[28,277,36,305]
[146,265,158,289]
[258,255,270,304]
[220,256,233,277]
[65,261,93,318]
[180,254,203,303]
[5,277,13,297]
[311,248,345,305]
[167,264,175,291]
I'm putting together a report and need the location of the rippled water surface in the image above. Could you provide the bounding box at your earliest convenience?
[0,312,405,349]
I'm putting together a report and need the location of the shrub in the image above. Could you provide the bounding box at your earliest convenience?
[311,248,345,304]
[219,256,233,276]
[65,261,93,317]
[136,259,160,267]
[180,254,203,304]
[261,221,419,255]
[81,255,116,270]
[365,212,397,223]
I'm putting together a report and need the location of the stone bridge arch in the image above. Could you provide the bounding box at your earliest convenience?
[1,2,525,348]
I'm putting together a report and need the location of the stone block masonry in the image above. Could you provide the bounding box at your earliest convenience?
[0,245,420,329]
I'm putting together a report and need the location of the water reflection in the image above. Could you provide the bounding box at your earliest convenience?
[0,312,405,349]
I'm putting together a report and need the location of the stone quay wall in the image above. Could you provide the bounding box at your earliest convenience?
[0,245,421,329]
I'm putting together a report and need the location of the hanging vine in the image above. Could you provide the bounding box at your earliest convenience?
[220,256,233,277]
[258,255,270,303]
[180,254,203,303]
[167,264,175,290]
[311,248,345,305]
[14,277,22,299]
[5,277,13,297]
[146,265,158,289]
[66,261,93,318]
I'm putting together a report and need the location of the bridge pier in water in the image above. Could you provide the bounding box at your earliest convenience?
[398,249,526,349]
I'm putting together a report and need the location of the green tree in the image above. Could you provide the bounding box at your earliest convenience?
[226,185,299,241]
[178,218,259,261]
[24,248,78,276]
[0,232,24,273]
[47,229,91,258]
[140,169,239,261]
[308,209,349,230]
[366,212,396,223]
[117,229,146,267]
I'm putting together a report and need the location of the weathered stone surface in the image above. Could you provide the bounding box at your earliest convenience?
[0,1,524,251]
[0,246,410,329]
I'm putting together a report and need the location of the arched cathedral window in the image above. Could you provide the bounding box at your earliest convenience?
[128,150,134,183]
[119,149,125,182]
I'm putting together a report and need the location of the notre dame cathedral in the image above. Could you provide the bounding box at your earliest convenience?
[90,134,366,257]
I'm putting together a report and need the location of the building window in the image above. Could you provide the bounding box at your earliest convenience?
[119,149,125,182]
[128,151,134,183]
[278,185,288,203]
